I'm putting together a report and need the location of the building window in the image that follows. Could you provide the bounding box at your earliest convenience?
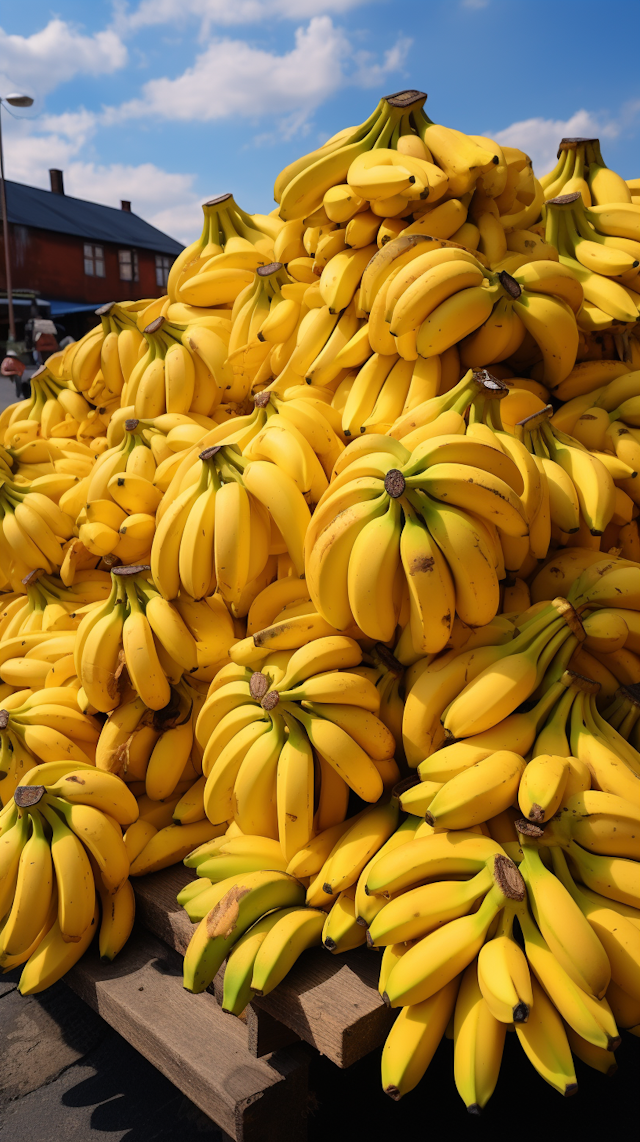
[155,254,171,289]
[119,249,139,282]
[84,244,105,277]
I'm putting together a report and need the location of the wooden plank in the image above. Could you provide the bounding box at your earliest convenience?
[65,927,309,1142]
[252,948,394,1068]
[132,867,393,1068]
[132,864,197,955]
[245,1007,302,1058]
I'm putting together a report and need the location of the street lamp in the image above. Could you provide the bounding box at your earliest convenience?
[0,93,34,344]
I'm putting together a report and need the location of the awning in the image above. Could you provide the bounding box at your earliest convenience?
[46,300,111,317]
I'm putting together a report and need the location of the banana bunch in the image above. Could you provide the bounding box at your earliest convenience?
[70,419,167,564]
[182,868,313,995]
[401,556,640,766]
[0,363,98,453]
[196,631,400,844]
[542,137,637,210]
[59,301,144,402]
[177,806,409,1009]
[438,598,611,744]
[122,314,232,419]
[549,369,640,515]
[223,262,307,400]
[369,820,635,1103]
[167,194,281,308]
[276,89,504,225]
[0,685,102,803]
[545,193,640,332]
[76,566,200,713]
[151,443,269,605]
[0,568,110,636]
[358,244,579,394]
[507,402,624,560]
[0,626,85,697]
[95,674,206,792]
[0,762,136,989]
[306,376,530,646]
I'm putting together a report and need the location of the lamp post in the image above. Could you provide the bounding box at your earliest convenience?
[0,93,34,344]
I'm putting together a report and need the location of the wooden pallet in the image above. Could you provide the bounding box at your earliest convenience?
[66,926,309,1142]
[132,865,395,1068]
[65,862,394,1142]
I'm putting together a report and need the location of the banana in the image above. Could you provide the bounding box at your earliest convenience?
[46,768,138,826]
[18,900,99,995]
[97,876,135,961]
[443,615,571,739]
[121,580,171,712]
[242,460,310,577]
[40,802,95,943]
[46,795,129,894]
[383,884,510,1008]
[518,754,569,823]
[317,799,399,898]
[276,712,314,864]
[515,973,578,1096]
[369,864,494,947]
[416,285,497,358]
[322,886,366,953]
[416,493,500,628]
[425,751,526,830]
[556,789,640,860]
[551,848,640,1000]
[477,908,532,1023]
[221,906,298,1016]
[0,811,29,920]
[213,479,251,608]
[1,809,53,955]
[453,961,506,1113]
[151,473,203,600]
[564,839,640,910]
[285,704,383,803]
[346,498,401,641]
[319,245,378,313]
[182,870,305,993]
[513,291,579,388]
[233,712,284,838]
[251,906,325,994]
[390,260,486,338]
[145,721,194,802]
[415,462,528,538]
[381,976,459,1100]
[520,844,610,998]
[400,502,455,654]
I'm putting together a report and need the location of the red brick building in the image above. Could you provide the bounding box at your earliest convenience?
[1,169,183,341]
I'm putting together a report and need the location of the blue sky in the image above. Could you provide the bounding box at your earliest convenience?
[1,1,638,245]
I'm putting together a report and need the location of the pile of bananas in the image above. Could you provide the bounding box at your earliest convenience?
[0,84,639,1110]
[0,762,137,991]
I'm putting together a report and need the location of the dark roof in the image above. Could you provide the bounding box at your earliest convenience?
[5,180,183,256]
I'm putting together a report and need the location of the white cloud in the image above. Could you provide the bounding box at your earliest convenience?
[63,163,202,244]
[117,0,373,35]
[352,36,412,89]
[0,19,127,100]
[492,109,625,180]
[108,16,410,131]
